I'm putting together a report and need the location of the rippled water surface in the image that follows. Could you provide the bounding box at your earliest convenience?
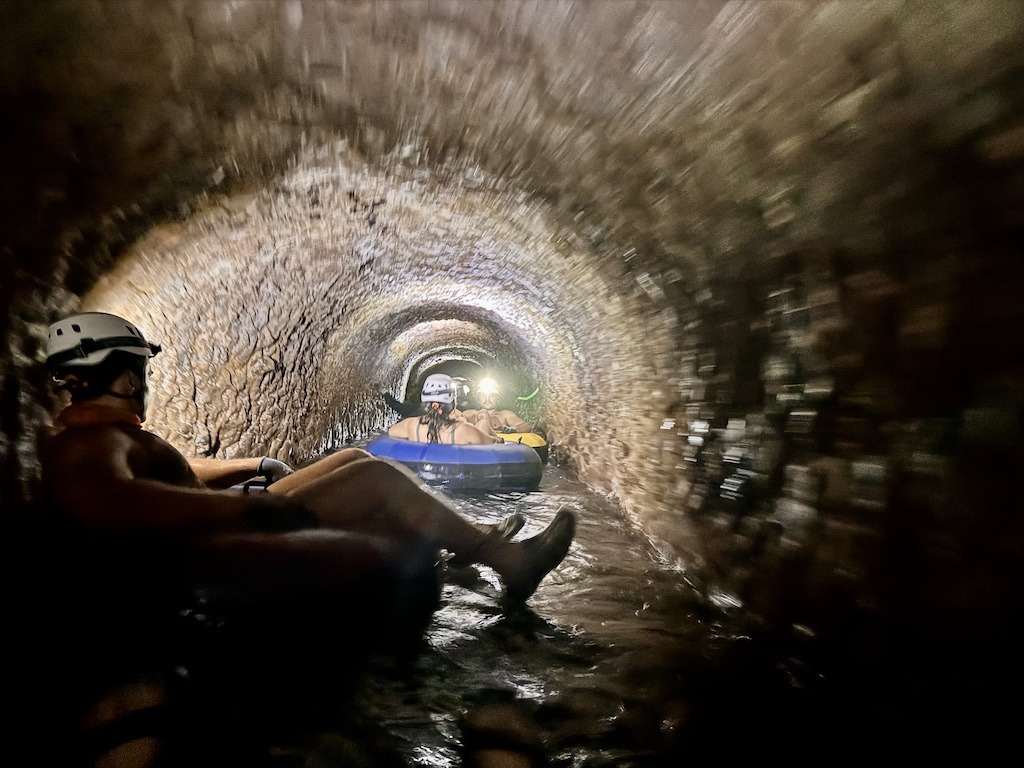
[271,464,773,767]
[182,456,1010,766]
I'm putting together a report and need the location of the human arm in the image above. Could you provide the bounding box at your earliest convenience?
[455,423,504,445]
[388,418,411,439]
[466,411,499,437]
[383,392,420,418]
[43,427,315,536]
[188,456,294,488]
[497,411,531,433]
[189,457,255,488]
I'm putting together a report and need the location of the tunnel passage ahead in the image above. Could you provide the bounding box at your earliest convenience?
[82,147,673,499]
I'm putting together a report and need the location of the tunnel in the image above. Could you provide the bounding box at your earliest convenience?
[3,0,1024,763]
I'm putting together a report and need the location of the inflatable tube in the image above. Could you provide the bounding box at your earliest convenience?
[365,435,543,492]
[495,432,549,464]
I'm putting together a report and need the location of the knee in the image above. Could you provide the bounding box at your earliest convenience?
[350,458,427,508]
[327,447,373,466]
[361,456,410,484]
[342,447,373,461]
[323,452,409,493]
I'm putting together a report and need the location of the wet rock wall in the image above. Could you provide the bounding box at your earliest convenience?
[2,0,1024,659]
[84,151,664,473]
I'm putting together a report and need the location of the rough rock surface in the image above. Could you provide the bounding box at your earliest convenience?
[3,0,1024,744]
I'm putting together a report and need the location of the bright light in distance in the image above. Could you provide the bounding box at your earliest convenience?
[478,377,500,395]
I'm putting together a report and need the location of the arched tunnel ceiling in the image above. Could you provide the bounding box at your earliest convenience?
[82,147,666,467]
[367,309,539,396]
[3,0,1024,584]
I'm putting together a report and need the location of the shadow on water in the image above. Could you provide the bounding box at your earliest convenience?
[280,466,798,767]
[173,462,980,765]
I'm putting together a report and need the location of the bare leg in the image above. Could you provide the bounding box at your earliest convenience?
[473,417,498,438]
[269,452,575,602]
[267,447,368,493]
[274,448,523,539]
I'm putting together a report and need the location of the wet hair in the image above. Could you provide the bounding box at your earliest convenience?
[53,350,145,403]
[418,400,457,443]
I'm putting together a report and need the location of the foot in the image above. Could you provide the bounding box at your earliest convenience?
[501,507,576,604]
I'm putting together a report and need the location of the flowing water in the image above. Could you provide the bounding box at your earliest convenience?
[363,466,709,766]
[66,451,1005,767]
[230,463,809,767]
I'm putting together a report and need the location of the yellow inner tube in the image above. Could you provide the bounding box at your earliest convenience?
[499,432,547,449]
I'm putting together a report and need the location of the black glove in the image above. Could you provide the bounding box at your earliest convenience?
[245,495,319,532]
[258,457,294,485]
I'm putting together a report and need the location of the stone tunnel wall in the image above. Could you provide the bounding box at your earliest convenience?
[2,1,1024,646]
[81,150,670,477]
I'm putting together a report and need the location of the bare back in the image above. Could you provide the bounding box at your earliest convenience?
[41,422,257,535]
[463,408,530,432]
[387,416,496,445]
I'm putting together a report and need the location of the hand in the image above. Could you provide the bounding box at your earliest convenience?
[258,457,294,485]
[245,495,319,532]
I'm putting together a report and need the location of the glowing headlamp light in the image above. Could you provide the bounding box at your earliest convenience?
[478,377,500,396]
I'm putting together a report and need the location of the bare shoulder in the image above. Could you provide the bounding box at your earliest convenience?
[388,417,413,438]
[43,424,192,486]
[43,423,135,469]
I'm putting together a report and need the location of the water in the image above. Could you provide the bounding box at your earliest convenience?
[172,457,1019,766]
[243,464,780,767]
[32,447,1010,765]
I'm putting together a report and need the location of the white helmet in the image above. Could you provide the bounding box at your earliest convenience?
[421,373,455,405]
[46,312,161,371]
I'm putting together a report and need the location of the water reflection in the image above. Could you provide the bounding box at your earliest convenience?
[345,466,731,766]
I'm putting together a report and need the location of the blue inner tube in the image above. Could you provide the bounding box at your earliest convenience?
[365,435,544,492]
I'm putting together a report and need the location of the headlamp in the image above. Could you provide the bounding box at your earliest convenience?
[478,377,500,396]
